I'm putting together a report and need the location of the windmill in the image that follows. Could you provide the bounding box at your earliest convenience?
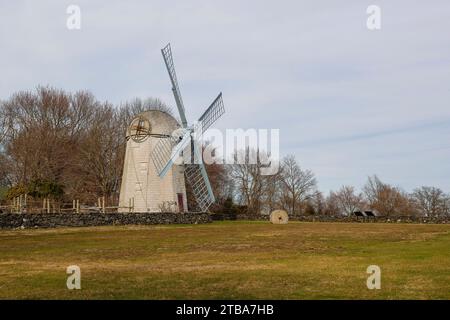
[118,43,225,213]
[151,43,225,212]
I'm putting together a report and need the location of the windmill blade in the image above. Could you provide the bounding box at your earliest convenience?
[185,163,215,212]
[184,141,215,212]
[198,92,225,134]
[150,136,178,177]
[151,131,191,178]
[161,43,188,127]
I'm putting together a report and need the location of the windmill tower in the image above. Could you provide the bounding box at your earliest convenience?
[119,43,225,212]
[118,110,188,212]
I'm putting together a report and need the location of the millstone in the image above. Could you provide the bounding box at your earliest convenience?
[270,210,289,224]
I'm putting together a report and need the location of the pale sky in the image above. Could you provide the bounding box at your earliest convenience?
[1,0,449,194]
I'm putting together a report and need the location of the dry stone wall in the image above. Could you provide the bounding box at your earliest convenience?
[0,212,211,229]
[231,214,449,224]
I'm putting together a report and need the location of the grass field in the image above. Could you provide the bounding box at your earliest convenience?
[0,221,449,299]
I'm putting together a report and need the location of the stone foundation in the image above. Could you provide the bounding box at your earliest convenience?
[0,212,211,229]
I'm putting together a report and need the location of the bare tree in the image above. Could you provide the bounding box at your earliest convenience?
[230,149,268,214]
[330,185,365,216]
[70,104,124,201]
[0,153,12,187]
[279,155,317,215]
[310,191,326,215]
[445,195,450,216]
[323,192,340,216]
[0,87,97,187]
[261,171,282,214]
[411,186,448,217]
[208,163,232,200]
[363,175,416,216]
[0,103,7,145]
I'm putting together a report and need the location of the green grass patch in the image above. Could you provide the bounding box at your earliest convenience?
[0,221,449,299]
